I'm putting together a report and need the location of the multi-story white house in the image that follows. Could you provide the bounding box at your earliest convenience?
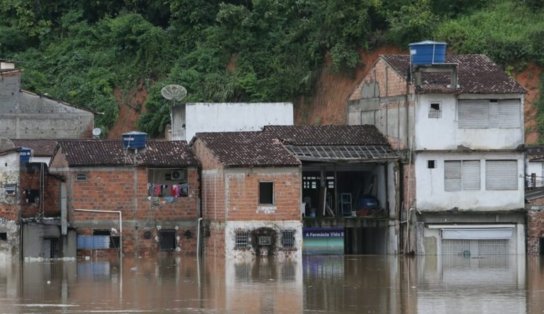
[348,41,526,255]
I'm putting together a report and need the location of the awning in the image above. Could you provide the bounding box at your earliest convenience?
[441,228,513,240]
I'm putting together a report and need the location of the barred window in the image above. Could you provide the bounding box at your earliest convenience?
[281,230,296,249]
[428,103,441,118]
[235,231,249,249]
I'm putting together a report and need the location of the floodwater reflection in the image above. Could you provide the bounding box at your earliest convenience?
[0,254,541,313]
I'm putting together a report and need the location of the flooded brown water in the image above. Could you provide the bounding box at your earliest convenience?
[0,254,540,313]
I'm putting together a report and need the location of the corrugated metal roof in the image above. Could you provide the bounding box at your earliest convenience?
[382,54,525,94]
[57,139,198,167]
[285,145,399,162]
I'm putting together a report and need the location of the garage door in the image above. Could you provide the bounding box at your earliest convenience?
[440,228,513,256]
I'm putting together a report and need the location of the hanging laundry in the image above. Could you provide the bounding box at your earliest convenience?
[153,184,162,197]
[180,183,189,197]
[171,184,180,197]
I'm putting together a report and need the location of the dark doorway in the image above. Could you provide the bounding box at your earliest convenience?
[159,230,176,251]
[43,238,60,258]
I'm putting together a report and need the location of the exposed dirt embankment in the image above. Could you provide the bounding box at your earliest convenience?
[109,48,542,144]
[515,63,541,144]
[107,83,148,139]
[294,46,403,125]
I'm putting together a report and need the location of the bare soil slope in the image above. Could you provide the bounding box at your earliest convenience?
[109,49,542,144]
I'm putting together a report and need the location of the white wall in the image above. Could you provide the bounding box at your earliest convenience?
[172,102,294,141]
[415,94,524,150]
[0,152,20,205]
[224,220,302,261]
[415,151,525,211]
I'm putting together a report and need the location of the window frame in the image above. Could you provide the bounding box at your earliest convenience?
[458,99,521,129]
[147,168,189,198]
[281,230,296,249]
[485,160,518,191]
[428,102,442,119]
[259,181,274,205]
[444,160,481,191]
[235,230,250,250]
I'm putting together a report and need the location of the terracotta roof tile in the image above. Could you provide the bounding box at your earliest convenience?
[57,140,197,167]
[263,125,389,146]
[194,131,300,168]
[382,54,525,94]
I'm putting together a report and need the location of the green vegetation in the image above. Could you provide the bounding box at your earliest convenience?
[0,0,543,136]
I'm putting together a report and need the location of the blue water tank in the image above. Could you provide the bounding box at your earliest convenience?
[20,147,32,164]
[409,41,447,65]
[122,131,147,150]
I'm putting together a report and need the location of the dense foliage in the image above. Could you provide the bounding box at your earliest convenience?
[0,0,542,136]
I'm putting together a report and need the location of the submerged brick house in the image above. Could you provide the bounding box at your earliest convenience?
[49,138,200,257]
[192,131,302,260]
[0,139,70,260]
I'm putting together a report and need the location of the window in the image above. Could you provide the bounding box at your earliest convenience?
[444,160,480,191]
[458,100,521,129]
[303,176,319,189]
[259,182,274,205]
[76,173,87,181]
[0,233,7,241]
[429,103,441,118]
[235,230,249,249]
[93,230,120,248]
[148,168,188,197]
[281,230,295,249]
[4,184,16,195]
[486,160,518,190]
[24,189,40,203]
[428,160,436,169]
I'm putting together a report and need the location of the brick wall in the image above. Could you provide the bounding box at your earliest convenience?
[20,169,62,218]
[350,58,408,100]
[67,166,200,256]
[527,199,544,254]
[205,222,225,258]
[225,169,301,221]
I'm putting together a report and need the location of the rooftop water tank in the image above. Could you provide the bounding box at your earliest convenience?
[122,131,147,150]
[20,147,32,165]
[409,41,447,65]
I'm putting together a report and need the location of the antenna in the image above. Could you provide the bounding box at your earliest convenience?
[161,84,188,140]
[92,128,102,139]
[161,84,187,102]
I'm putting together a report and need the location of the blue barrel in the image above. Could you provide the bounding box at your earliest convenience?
[122,131,147,149]
[409,41,447,65]
[20,147,32,164]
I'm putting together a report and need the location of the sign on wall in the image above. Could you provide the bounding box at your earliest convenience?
[303,227,344,255]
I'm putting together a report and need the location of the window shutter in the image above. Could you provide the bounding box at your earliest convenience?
[486,160,518,190]
[458,101,489,129]
[497,100,520,128]
[462,160,480,190]
[445,161,461,191]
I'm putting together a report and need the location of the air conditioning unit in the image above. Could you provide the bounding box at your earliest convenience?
[171,170,185,181]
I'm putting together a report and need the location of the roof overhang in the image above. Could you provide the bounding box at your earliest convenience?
[285,145,400,163]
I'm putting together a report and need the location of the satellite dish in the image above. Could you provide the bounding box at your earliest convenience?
[161,84,187,102]
[92,128,102,138]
